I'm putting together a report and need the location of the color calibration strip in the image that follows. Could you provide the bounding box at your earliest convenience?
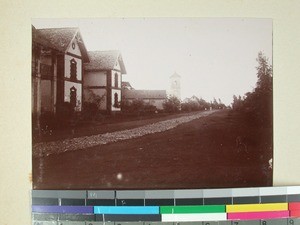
[32,186,300,224]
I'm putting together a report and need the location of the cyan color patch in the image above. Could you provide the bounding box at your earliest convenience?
[94,206,159,214]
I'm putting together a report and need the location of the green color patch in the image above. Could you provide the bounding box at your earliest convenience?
[160,205,226,214]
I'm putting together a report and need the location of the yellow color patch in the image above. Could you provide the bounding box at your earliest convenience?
[226,203,288,213]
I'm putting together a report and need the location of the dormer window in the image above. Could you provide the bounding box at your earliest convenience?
[70,59,77,80]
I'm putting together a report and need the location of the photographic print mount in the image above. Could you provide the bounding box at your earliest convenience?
[31,18,273,190]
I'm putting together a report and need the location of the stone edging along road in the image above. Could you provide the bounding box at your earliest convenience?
[33,110,216,157]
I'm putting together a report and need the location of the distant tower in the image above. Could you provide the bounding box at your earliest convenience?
[169,72,181,100]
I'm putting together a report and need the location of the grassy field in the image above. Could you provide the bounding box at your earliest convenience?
[33,109,273,190]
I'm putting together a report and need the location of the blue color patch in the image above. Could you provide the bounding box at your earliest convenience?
[32,205,94,214]
[94,206,159,214]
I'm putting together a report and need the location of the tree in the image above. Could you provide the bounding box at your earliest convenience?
[198,98,210,110]
[163,96,181,113]
[256,51,273,93]
[254,52,273,126]
[82,89,106,120]
[232,51,273,127]
[212,98,219,109]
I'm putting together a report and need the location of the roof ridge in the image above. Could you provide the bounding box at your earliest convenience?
[88,50,120,53]
[125,89,166,92]
[37,27,79,30]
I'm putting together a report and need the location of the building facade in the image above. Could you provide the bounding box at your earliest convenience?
[32,26,89,129]
[122,89,167,110]
[83,51,127,113]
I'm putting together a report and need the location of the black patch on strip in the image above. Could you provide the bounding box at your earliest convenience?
[260,195,287,203]
[288,194,300,202]
[175,198,204,205]
[61,198,86,206]
[87,199,116,206]
[116,199,145,206]
[145,199,174,206]
[32,198,59,205]
[204,197,232,205]
[233,196,260,204]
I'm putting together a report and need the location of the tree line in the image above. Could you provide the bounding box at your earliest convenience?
[162,96,226,113]
[232,51,273,127]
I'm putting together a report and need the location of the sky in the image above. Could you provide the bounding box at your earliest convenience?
[32,18,272,105]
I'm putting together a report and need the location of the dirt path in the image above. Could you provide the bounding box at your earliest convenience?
[33,110,273,190]
[33,110,216,157]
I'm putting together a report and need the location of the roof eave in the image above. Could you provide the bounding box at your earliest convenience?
[67,29,90,63]
[79,43,90,63]
[117,53,127,74]
[76,31,90,63]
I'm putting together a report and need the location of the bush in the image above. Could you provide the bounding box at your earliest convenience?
[39,111,57,131]
[163,96,181,113]
[82,89,107,121]
[121,99,158,115]
[181,101,200,112]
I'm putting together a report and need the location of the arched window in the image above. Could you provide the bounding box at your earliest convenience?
[70,86,77,109]
[70,59,77,80]
[114,93,118,107]
[114,73,118,87]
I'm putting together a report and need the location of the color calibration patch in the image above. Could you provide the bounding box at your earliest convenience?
[32,186,300,224]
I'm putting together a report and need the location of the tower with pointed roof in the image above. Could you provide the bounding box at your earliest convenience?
[169,72,181,100]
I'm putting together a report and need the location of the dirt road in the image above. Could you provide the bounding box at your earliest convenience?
[32,110,273,190]
[33,110,216,157]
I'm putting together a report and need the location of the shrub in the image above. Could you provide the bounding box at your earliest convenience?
[39,111,57,131]
[121,99,158,115]
[163,96,181,113]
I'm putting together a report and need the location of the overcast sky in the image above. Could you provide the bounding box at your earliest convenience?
[32,18,272,105]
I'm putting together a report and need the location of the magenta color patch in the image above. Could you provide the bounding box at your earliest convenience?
[227,210,290,220]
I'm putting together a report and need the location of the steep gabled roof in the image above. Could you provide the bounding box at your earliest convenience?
[32,25,51,47]
[85,50,127,74]
[32,27,89,62]
[170,72,181,78]
[123,89,167,99]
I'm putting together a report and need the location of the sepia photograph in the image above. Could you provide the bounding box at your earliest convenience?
[31,18,273,190]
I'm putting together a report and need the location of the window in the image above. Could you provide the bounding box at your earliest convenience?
[114,93,119,107]
[114,73,118,87]
[70,86,77,109]
[40,63,53,80]
[70,59,77,80]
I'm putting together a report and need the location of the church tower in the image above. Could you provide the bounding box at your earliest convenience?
[169,72,181,100]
